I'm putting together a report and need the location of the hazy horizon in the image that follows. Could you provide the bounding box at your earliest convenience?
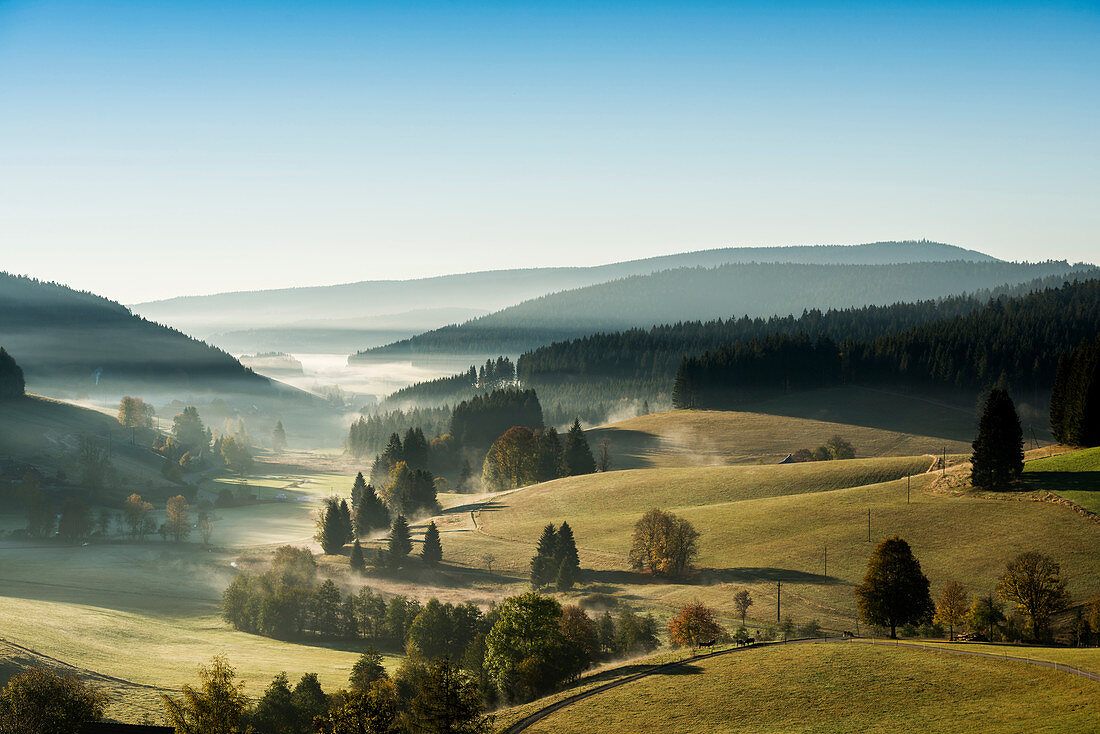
[2,1,1097,304]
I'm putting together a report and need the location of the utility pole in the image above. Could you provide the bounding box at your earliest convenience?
[777,581,781,624]
[907,474,910,504]
[942,446,946,476]
[823,546,827,579]
[867,509,871,542]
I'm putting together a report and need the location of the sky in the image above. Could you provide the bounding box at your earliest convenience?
[0,1,1097,304]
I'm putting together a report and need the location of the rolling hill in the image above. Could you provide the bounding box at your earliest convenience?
[0,272,271,400]
[358,259,1087,360]
[132,241,993,347]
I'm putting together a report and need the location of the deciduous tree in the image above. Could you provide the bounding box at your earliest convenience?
[628,508,699,578]
[934,580,971,640]
[0,668,107,734]
[733,589,753,626]
[668,601,724,649]
[165,494,191,542]
[161,655,250,734]
[854,536,934,639]
[997,552,1070,639]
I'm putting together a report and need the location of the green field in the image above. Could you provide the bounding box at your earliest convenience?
[1023,446,1100,513]
[929,641,1100,676]
[586,390,974,470]
[510,642,1099,733]
[3,395,1097,725]
[434,450,1100,632]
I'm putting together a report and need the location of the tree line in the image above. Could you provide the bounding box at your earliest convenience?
[672,279,1100,409]
[1050,336,1100,446]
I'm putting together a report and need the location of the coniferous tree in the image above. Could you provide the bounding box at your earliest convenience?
[354,481,390,536]
[530,523,558,587]
[555,521,580,581]
[338,499,354,546]
[562,420,596,476]
[555,559,577,591]
[1050,338,1100,446]
[388,515,412,566]
[422,521,443,567]
[316,498,346,555]
[971,388,1024,488]
[351,472,367,518]
[349,539,366,573]
[271,420,287,451]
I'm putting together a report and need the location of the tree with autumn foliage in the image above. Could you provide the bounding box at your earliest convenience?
[628,508,699,578]
[482,426,539,491]
[668,601,724,650]
[934,580,971,640]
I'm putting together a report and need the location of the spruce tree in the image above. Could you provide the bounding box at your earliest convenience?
[1051,338,1100,446]
[351,472,367,518]
[555,559,576,591]
[354,481,390,535]
[349,539,366,573]
[271,420,287,451]
[338,499,354,545]
[555,521,581,579]
[422,520,443,566]
[562,420,596,476]
[388,515,412,566]
[530,523,558,587]
[971,387,1024,488]
[315,498,345,555]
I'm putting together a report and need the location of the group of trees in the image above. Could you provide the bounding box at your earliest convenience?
[628,508,700,578]
[449,388,544,449]
[788,435,855,463]
[347,406,451,460]
[482,420,596,491]
[672,279,1100,409]
[18,487,199,545]
[529,522,580,590]
[856,536,1080,642]
[1050,336,1100,446]
[0,347,25,399]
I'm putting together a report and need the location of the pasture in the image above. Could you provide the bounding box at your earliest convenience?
[508,642,1099,734]
[1022,446,1100,513]
[585,389,975,470]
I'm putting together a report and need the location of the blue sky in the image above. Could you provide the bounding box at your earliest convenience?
[0,1,1097,302]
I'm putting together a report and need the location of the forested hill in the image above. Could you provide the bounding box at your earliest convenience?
[356,260,1088,359]
[673,276,1100,410]
[0,272,270,397]
[137,240,989,336]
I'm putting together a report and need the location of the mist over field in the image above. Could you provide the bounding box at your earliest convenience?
[2,2,1099,732]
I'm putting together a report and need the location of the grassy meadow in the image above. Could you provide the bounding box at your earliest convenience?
[1022,445,1100,513]
[3,391,1098,724]
[510,642,1099,734]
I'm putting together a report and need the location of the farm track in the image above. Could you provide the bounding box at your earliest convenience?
[0,639,169,692]
[502,637,1100,733]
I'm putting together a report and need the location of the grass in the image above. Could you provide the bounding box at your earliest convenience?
[587,394,974,469]
[438,453,1100,632]
[1022,446,1100,513]
[925,641,1100,676]
[511,642,1099,733]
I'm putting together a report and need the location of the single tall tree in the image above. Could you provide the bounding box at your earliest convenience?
[733,589,753,626]
[271,420,287,451]
[970,387,1024,488]
[165,495,191,542]
[934,581,971,640]
[997,551,1070,639]
[555,521,580,582]
[388,515,412,566]
[530,523,559,587]
[349,538,366,573]
[561,420,596,476]
[854,536,934,639]
[315,497,348,555]
[422,521,443,566]
[668,601,724,650]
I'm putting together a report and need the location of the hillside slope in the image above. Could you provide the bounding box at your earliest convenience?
[0,272,270,399]
[133,241,991,339]
[360,260,1083,359]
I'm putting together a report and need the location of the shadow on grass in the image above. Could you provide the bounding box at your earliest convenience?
[697,567,838,585]
[1020,471,1100,494]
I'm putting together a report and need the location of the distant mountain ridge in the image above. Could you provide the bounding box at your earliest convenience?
[132,241,994,338]
[357,259,1083,360]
